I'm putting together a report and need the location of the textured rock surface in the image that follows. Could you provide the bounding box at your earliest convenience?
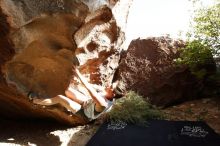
[0,0,131,125]
[4,13,85,98]
[74,5,122,87]
[0,7,14,83]
[0,0,90,125]
[116,37,207,107]
[0,0,89,28]
[1,0,215,125]
[81,0,118,11]
[112,0,132,33]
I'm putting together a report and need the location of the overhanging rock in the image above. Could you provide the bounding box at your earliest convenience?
[0,0,132,125]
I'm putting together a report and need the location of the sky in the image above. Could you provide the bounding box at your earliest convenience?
[125,0,216,44]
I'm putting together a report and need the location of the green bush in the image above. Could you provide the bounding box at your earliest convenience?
[107,91,164,125]
[188,1,220,55]
[175,40,213,78]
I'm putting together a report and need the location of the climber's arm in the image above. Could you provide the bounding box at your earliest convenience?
[74,67,108,108]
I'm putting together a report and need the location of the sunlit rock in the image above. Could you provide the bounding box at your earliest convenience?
[0,0,89,28]
[74,6,119,87]
[115,37,207,107]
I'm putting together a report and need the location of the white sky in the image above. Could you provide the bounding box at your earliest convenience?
[125,0,216,44]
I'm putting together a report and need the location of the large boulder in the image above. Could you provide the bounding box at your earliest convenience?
[74,5,121,87]
[0,0,89,29]
[115,37,215,107]
[0,0,90,125]
[81,0,119,11]
[0,0,131,125]
[4,12,84,98]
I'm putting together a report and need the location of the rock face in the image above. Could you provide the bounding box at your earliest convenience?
[81,0,119,11]
[0,0,215,124]
[116,37,209,107]
[0,0,131,125]
[0,0,90,125]
[0,0,89,29]
[74,5,121,87]
[5,13,83,98]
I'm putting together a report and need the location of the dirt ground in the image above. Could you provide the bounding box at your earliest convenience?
[0,97,219,146]
[163,97,220,134]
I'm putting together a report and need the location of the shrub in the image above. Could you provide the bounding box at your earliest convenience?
[188,1,220,55]
[107,91,164,125]
[175,40,214,79]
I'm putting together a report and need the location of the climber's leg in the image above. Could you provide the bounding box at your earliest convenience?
[33,95,81,113]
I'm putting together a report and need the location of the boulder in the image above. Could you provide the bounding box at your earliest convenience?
[0,0,131,125]
[0,0,89,29]
[11,13,82,52]
[3,3,88,99]
[0,0,90,125]
[81,0,118,11]
[85,5,113,23]
[74,6,120,87]
[115,37,211,107]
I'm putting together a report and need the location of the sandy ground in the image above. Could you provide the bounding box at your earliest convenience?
[0,97,219,146]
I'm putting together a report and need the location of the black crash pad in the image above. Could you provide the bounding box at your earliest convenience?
[86,120,220,146]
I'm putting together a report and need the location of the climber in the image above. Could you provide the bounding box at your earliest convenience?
[32,66,119,120]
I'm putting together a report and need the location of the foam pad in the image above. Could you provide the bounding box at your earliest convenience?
[86,120,220,146]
